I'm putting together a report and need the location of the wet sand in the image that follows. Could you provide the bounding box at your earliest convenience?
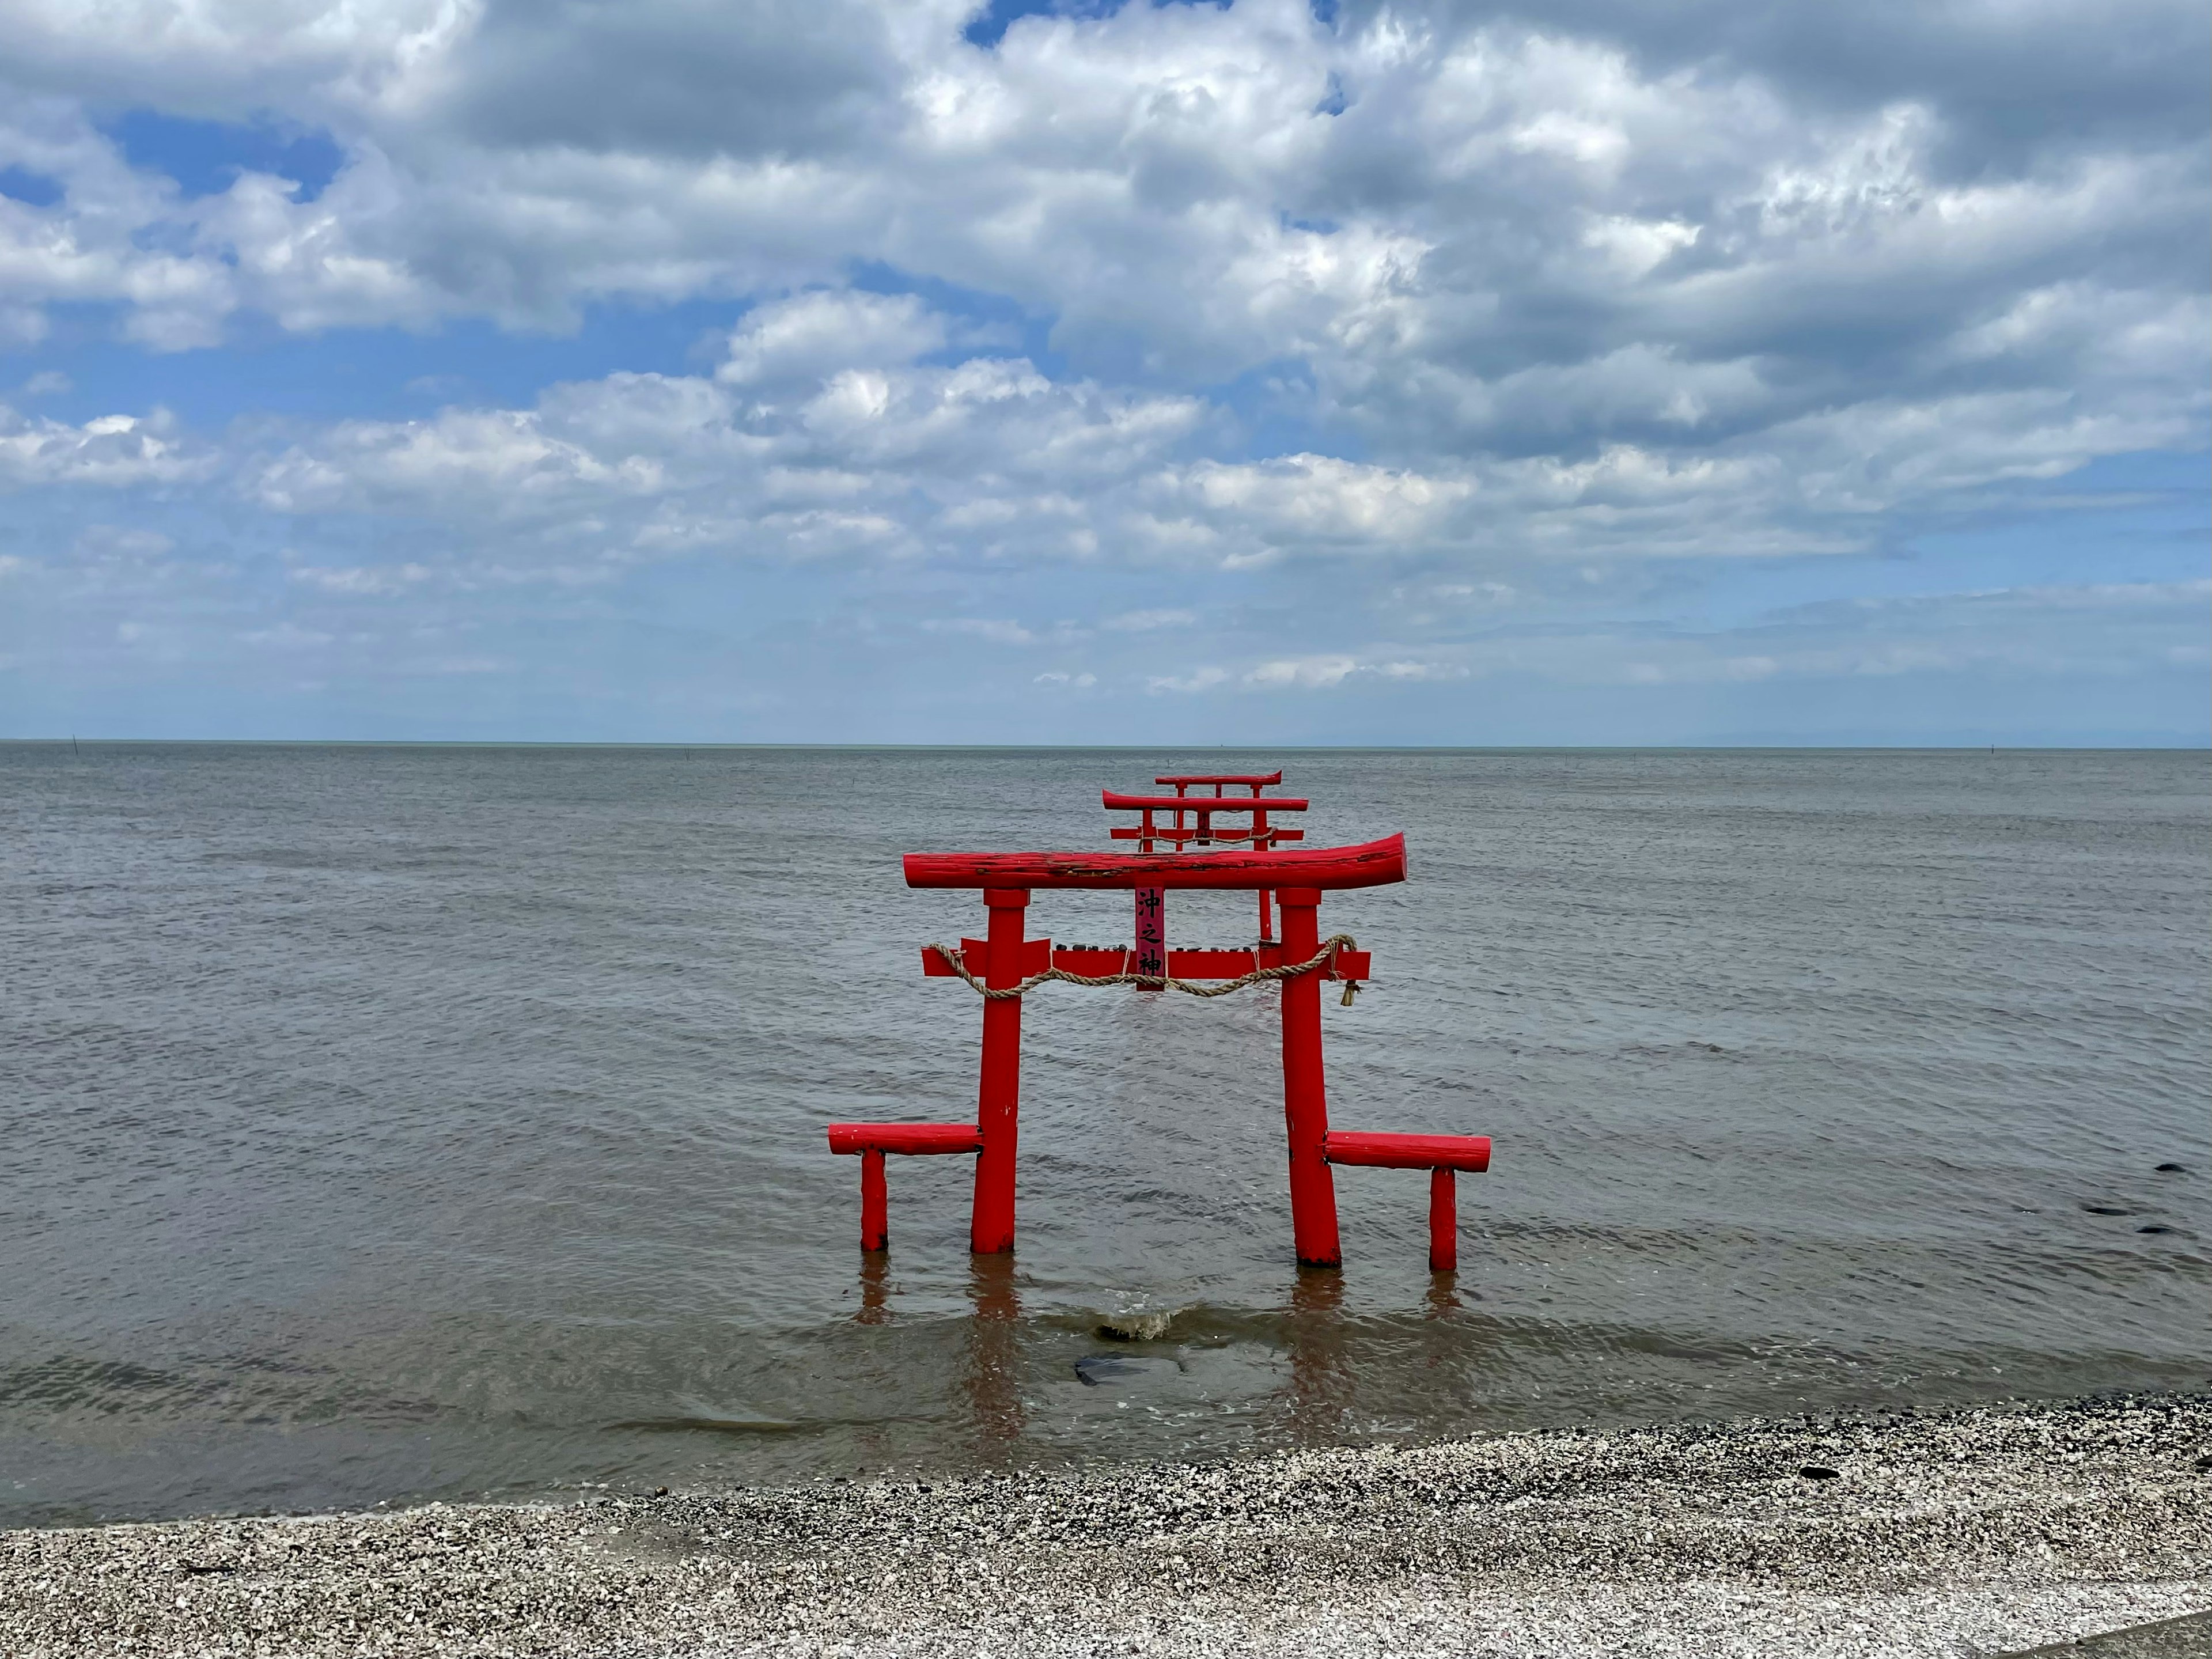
[7,1392,2209,1657]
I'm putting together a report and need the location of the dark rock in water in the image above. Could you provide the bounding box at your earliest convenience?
[2083,1205,2133,1216]
[1073,1355,1147,1387]
[1797,1465,1840,1480]
[2155,1162,2188,1174]
[2137,1225,2174,1235]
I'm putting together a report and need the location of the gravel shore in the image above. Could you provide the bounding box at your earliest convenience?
[7,1392,2209,1658]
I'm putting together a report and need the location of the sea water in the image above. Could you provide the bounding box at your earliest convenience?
[2,744,2205,1525]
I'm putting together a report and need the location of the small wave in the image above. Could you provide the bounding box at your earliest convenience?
[607,1400,805,1435]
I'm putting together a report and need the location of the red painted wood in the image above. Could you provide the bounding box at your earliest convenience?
[1161,946,1252,978]
[921,945,1374,980]
[904,834,1406,892]
[1044,946,1126,976]
[860,1149,888,1251]
[1322,1131,1494,1172]
[827,1122,983,1155]
[1428,1166,1456,1272]
[971,888,1028,1255]
[1109,825,1305,844]
[1134,885,1166,979]
[918,937,1052,977]
[1155,772,1282,787]
[1255,943,1369,979]
[1104,790,1304,853]
[1101,792,1308,812]
[1278,887,1342,1268]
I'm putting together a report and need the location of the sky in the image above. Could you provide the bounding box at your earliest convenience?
[0,0,2205,745]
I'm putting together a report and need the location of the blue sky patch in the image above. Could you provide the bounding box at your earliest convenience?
[104,109,346,202]
[3,298,755,426]
[962,0,1231,50]
[0,164,64,207]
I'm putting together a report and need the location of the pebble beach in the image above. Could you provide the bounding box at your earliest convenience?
[8,1392,2208,1658]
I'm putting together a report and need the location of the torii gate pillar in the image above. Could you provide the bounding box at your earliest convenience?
[972,888,1029,1253]
[1277,885,1343,1267]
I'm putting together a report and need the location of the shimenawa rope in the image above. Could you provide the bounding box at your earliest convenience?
[926,935,1364,1003]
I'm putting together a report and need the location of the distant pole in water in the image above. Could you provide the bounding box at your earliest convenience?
[71,734,80,757]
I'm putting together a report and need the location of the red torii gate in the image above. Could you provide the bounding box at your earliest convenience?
[826,831,1492,1272]
[1107,771,1304,851]
[1105,770,1306,954]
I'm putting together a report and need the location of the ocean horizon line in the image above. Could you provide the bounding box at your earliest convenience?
[6,737,2209,753]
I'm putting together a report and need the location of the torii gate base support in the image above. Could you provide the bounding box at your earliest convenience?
[825,1123,982,1250]
[1323,1132,1493,1271]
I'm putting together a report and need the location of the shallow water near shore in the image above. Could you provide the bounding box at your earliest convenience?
[2,744,2206,1527]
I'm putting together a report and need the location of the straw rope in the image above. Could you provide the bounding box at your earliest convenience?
[926,935,1363,1002]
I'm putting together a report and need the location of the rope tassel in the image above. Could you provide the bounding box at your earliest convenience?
[927,935,1363,1001]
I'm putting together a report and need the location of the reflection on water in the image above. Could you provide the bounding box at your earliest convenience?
[923,1259,1399,1463]
[1286,1268,1351,1445]
[857,1254,892,1326]
[964,1255,1025,1458]
[899,1257,1407,1463]
[1,743,2206,1525]
[1423,1272,1464,1320]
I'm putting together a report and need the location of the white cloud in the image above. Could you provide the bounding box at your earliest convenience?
[923,616,1033,644]
[239,620,334,649]
[718,290,946,389]
[0,0,2203,741]
[0,403,208,487]
[1141,652,1470,692]
[0,0,2195,431]
[250,404,669,514]
[212,312,1216,569]
[287,560,433,595]
[1173,455,1476,558]
[1622,654,1780,686]
[1244,654,1360,689]
[1103,607,1195,631]
[1146,665,1229,694]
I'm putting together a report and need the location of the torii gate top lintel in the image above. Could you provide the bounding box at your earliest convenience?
[1156,770,1281,789]
[1100,790,1308,812]
[903,832,1405,892]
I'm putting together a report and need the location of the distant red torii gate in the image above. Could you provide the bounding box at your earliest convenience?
[1104,771,1308,953]
[827,831,1492,1271]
